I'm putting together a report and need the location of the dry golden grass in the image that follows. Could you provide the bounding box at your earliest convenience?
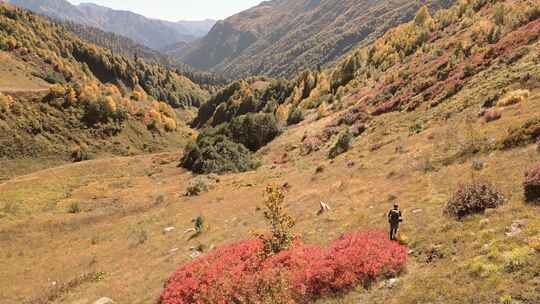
[2,33,540,304]
[1,85,539,303]
[0,51,49,92]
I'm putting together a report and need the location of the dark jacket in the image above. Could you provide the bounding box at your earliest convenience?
[388,209,402,225]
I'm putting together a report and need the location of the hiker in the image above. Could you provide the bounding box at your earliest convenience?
[388,203,402,241]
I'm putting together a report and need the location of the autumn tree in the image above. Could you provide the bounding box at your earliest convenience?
[259,184,296,256]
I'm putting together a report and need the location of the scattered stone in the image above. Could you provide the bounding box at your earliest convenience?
[169,248,179,254]
[346,160,355,168]
[411,208,423,214]
[184,228,197,234]
[93,298,114,304]
[282,182,291,189]
[506,219,528,237]
[318,201,332,215]
[163,227,175,233]
[315,165,325,174]
[189,250,201,259]
[383,278,399,289]
[472,160,485,171]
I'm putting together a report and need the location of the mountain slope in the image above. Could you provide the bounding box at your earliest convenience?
[178,0,455,78]
[2,0,540,303]
[6,0,215,49]
[0,3,207,164]
[62,21,229,89]
[2,1,540,302]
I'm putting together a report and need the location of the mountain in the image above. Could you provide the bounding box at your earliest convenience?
[177,0,455,78]
[5,0,215,49]
[177,19,217,37]
[62,20,229,90]
[0,2,208,162]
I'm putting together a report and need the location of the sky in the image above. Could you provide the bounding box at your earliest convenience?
[68,0,263,21]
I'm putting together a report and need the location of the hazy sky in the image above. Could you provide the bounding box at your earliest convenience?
[68,0,262,21]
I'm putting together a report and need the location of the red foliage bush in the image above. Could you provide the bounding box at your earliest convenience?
[524,163,540,204]
[484,109,502,122]
[159,231,407,304]
[372,98,401,116]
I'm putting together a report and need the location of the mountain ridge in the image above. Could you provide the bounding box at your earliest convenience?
[177,0,456,78]
[5,0,216,49]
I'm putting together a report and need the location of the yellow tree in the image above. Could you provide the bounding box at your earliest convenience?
[260,184,296,256]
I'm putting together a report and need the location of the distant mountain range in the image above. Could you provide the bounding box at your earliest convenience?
[176,0,455,78]
[5,0,216,49]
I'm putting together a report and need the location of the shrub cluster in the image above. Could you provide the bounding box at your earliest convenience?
[287,107,304,126]
[186,177,210,196]
[71,144,91,162]
[524,163,540,204]
[0,92,14,113]
[181,112,280,174]
[159,230,407,304]
[497,89,530,107]
[329,130,353,159]
[444,181,506,219]
[180,133,259,174]
[226,113,281,151]
[500,117,540,149]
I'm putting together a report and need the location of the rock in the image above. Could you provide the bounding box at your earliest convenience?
[169,248,179,253]
[190,250,201,259]
[317,201,332,215]
[383,278,399,289]
[411,208,423,214]
[506,219,528,237]
[93,298,114,304]
[472,160,485,171]
[163,227,175,233]
[184,228,196,234]
[346,160,355,168]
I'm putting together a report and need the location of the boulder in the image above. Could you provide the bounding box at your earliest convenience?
[93,298,114,304]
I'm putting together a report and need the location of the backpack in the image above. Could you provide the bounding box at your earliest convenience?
[389,209,401,224]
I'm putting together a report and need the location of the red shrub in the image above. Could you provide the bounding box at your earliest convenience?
[372,99,401,116]
[484,109,502,122]
[524,163,540,204]
[159,231,407,304]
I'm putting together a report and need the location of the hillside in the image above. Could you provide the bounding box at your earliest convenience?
[6,0,215,49]
[2,0,540,303]
[178,0,455,78]
[0,3,207,173]
[62,21,229,90]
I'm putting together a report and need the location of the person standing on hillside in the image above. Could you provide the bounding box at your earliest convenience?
[388,203,402,241]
